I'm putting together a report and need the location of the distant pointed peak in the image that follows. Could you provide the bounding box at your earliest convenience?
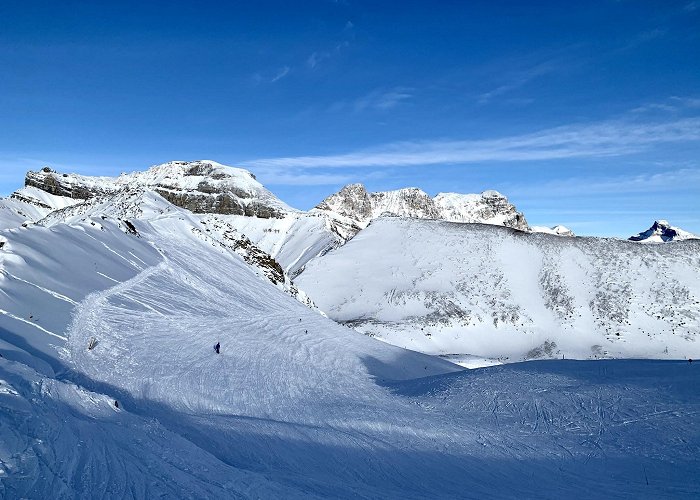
[629,220,698,243]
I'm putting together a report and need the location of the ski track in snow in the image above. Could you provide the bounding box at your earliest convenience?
[0,270,78,306]
[54,226,700,498]
[0,308,66,340]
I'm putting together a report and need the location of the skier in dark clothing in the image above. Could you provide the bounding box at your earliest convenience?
[215,342,220,354]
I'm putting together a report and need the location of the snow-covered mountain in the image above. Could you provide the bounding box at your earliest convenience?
[629,219,698,243]
[315,183,529,237]
[24,160,293,218]
[531,224,575,237]
[297,217,700,364]
[6,162,538,279]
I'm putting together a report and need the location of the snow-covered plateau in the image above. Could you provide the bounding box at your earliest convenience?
[0,160,698,498]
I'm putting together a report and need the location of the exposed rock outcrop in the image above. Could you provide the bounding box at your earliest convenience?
[23,161,292,219]
[313,183,529,242]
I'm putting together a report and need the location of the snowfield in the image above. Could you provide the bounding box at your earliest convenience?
[0,166,698,498]
[297,217,700,363]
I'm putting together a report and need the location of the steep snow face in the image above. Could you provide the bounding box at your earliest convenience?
[198,211,342,278]
[314,183,529,242]
[297,217,700,363]
[24,160,294,218]
[531,225,575,237]
[0,186,82,230]
[629,220,698,243]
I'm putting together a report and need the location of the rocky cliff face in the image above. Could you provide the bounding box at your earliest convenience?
[25,167,106,200]
[315,183,373,220]
[434,190,528,230]
[314,183,529,238]
[23,161,292,219]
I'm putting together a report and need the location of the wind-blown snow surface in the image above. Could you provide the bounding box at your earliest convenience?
[297,217,700,363]
[1,190,699,498]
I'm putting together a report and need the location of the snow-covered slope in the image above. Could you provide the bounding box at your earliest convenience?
[18,161,341,278]
[2,190,699,497]
[297,217,700,363]
[531,224,575,237]
[629,220,699,243]
[197,211,341,278]
[0,185,82,230]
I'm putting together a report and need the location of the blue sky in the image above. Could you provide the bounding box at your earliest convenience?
[1,1,699,236]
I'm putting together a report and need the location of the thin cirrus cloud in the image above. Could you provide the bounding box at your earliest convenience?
[504,167,700,200]
[354,87,413,112]
[477,62,555,105]
[270,66,291,83]
[329,87,414,113]
[241,117,700,170]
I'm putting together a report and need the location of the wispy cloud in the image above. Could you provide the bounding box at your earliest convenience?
[478,62,555,105]
[615,27,667,53]
[670,96,700,108]
[270,65,291,83]
[631,95,700,114]
[307,51,329,69]
[252,166,385,186]
[354,87,413,112]
[329,87,413,113]
[252,65,292,84]
[506,167,700,199]
[241,117,700,169]
[306,20,354,70]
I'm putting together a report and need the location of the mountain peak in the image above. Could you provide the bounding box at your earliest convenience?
[314,184,529,235]
[137,160,258,182]
[629,220,698,243]
[23,160,292,219]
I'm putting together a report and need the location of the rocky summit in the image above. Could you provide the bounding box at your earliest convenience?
[23,160,292,219]
[629,219,699,243]
[314,183,529,237]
